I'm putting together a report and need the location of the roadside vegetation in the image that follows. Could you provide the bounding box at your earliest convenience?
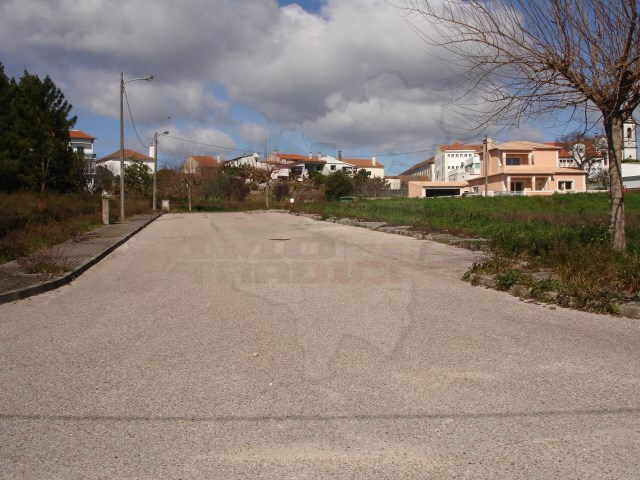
[0,192,149,263]
[293,192,640,314]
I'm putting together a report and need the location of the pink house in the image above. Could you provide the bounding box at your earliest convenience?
[467,140,587,195]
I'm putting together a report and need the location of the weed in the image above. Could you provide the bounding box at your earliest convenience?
[19,252,70,275]
[494,269,527,291]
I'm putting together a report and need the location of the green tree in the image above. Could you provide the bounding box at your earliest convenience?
[124,162,152,197]
[7,70,77,194]
[353,169,390,197]
[94,165,116,193]
[0,63,18,192]
[324,171,354,201]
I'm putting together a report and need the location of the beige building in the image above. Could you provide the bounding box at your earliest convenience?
[468,140,587,195]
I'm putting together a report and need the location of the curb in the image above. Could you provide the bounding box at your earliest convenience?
[0,214,162,305]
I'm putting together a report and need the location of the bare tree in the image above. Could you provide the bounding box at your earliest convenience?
[402,0,640,249]
[556,131,602,175]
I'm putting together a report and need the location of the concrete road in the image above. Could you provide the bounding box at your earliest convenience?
[1,212,638,479]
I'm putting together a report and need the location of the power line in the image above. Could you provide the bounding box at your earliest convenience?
[163,134,247,153]
[123,88,148,150]
[346,147,438,158]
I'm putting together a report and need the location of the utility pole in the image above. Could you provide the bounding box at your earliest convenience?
[119,73,153,221]
[119,73,125,221]
[152,131,169,211]
[483,136,489,196]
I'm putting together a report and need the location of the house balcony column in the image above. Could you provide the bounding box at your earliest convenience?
[504,176,509,192]
[532,175,536,192]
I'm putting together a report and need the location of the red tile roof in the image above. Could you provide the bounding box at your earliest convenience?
[344,158,386,168]
[439,142,482,152]
[190,155,222,168]
[69,129,95,140]
[99,149,154,162]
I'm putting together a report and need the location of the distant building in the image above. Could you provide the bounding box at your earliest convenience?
[399,157,434,179]
[182,155,224,175]
[467,140,587,195]
[623,118,638,161]
[97,149,155,176]
[434,143,482,182]
[69,129,97,184]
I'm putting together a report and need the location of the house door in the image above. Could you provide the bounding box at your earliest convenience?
[510,181,524,193]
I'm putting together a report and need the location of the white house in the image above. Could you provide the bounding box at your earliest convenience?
[318,153,355,175]
[434,143,482,181]
[226,153,260,168]
[267,152,356,179]
[69,129,97,181]
[97,149,155,176]
[344,154,385,178]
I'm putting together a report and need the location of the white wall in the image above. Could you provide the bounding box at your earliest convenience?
[622,162,640,189]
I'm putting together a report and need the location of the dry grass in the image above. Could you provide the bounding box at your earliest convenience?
[0,192,151,263]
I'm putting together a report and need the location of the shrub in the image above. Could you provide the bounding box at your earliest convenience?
[324,171,354,201]
[273,182,290,201]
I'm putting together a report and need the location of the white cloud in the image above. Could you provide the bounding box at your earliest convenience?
[0,0,547,171]
[238,122,274,147]
[149,125,237,167]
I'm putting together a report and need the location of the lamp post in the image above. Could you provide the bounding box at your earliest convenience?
[483,136,492,197]
[152,131,169,211]
[120,72,153,221]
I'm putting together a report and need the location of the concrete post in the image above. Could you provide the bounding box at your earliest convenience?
[102,198,110,225]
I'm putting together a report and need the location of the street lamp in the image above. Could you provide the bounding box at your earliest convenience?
[152,131,169,211]
[120,72,153,222]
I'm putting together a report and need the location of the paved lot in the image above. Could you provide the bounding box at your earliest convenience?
[1,212,639,478]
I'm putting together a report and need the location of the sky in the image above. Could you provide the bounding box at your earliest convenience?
[0,0,579,174]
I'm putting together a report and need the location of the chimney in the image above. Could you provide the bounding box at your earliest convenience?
[309,151,313,160]
[372,156,377,166]
[149,144,155,158]
[338,150,342,161]
[317,151,322,160]
[217,155,222,165]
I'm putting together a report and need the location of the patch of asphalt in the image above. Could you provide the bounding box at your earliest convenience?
[0,213,163,305]
[291,211,640,320]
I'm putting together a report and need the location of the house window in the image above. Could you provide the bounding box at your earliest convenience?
[558,181,573,190]
[510,181,524,192]
[506,157,520,166]
[330,165,336,171]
